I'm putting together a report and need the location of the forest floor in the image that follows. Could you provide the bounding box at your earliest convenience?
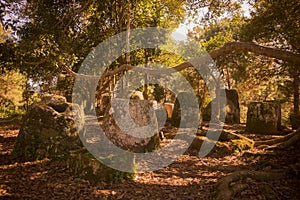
[0,118,300,200]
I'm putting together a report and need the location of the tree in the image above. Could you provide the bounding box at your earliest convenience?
[2,0,300,120]
[240,0,300,128]
[0,0,188,112]
[0,9,26,118]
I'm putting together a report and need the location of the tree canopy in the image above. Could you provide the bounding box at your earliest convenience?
[0,0,299,121]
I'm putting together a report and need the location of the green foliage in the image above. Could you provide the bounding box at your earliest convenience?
[188,14,250,92]
[238,0,300,124]
[187,1,299,124]
[3,0,185,80]
[0,70,26,118]
[190,14,245,51]
[241,0,300,52]
[0,0,189,102]
[134,0,186,29]
[185,0,244,24]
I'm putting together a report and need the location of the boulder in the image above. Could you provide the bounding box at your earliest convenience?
[100,98,160,153]
[12,94,84,161]
[170,92,200,128]
[154,108,168,130]
[202,89,240,124]
[225,89,240,124]
[12,94,138,182]
[246,101,281,134]
[68,148,134,183]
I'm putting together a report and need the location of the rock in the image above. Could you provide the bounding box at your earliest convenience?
[187,135,232,157]
[100,98,160,153]
[202,89,240,124]
[154,108,168,129]
[12,95,84,161]
[197,129,230,142]
[170,92,200,128]
[12,94,138,182]
[246,101,281,134]
[68,148,134,183]
[41,93,67,104]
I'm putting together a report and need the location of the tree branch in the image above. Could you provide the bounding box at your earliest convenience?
[24,41,300,78]
[210,42,300,65]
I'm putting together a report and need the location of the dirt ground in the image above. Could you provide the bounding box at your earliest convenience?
[0,119,300,200]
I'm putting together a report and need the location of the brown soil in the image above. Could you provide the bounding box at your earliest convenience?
[0,119,299,200]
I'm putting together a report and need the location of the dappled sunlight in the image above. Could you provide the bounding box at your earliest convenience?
[1,0,300,199]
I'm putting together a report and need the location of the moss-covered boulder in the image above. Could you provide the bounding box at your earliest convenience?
[12,94,138,182]
[187,135,232,157]
[68,148,134,183]
[12,94,84,161]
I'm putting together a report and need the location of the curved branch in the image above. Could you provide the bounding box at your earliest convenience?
[210,42,300,65]
[24,41,300,78]
[106,42,300,77]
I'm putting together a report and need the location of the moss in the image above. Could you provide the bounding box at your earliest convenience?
[40,128,60,140]
[68,149,135,183]
[12,97,84,162]
[232,139,253,152]
[12,138,36,161]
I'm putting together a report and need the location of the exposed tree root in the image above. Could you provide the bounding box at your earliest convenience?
[229,132,255,150]
[215,170,287,200]
[227,129,300,151]
[188,129,300,157]
[255,129,300,150]
[188,135,232,156]
[215,129,300,199]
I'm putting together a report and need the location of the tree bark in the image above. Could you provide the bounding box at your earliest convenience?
[26,41,300,79]
[125,0,131,65]
[25,40,300,78]
[210,42,300,65]
[99,41,300,78]
[293,68,299,117]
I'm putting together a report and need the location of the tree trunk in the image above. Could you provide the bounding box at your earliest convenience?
[125,0,131,65]
[292,67,300,129]
[143,49,149,100]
